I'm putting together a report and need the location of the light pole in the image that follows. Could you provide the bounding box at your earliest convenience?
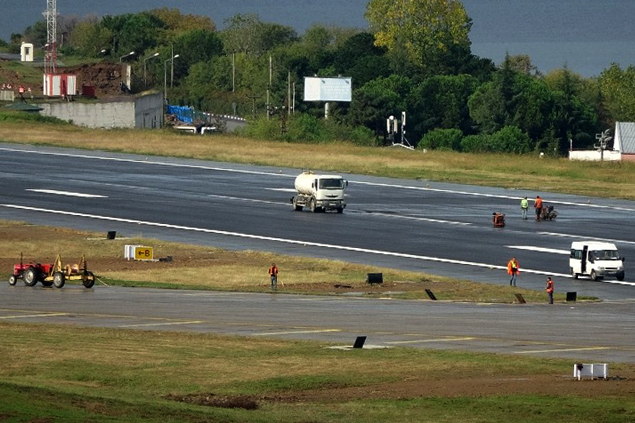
[143,52,159,89]
[164,54,179,104]
[119,51,135,62]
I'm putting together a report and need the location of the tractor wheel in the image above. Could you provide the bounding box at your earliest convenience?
[24,268,38,286]
[41,280,54,287]
[83,272,95,289]
[9,275,17,286]
[53,272,65,288]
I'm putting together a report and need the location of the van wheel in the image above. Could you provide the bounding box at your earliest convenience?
[617,272,625,281]
[590,270,599,281]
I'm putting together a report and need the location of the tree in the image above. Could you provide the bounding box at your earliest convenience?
[23,20,47,47]
[221,14,297,56]
[599,63,635,122]
[365,0,472,75]
[347,75,411,138]
[69,21,113,57]
[408,74,479,141]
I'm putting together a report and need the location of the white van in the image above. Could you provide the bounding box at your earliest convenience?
[570,241,625,281]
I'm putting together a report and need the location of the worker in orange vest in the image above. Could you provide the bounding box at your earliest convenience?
[534,196,543,221]
[545,277,554,304]
[507,258,519,286]
[268,263,279,290]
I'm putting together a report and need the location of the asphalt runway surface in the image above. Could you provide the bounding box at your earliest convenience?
[1,143,634,362]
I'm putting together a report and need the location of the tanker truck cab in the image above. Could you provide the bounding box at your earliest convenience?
[570,241,625,281]
[291,172,348,213]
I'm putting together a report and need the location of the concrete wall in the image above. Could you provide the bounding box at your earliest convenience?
[134,92,163,129]
[569,150,622,161]
[38,92,163,129]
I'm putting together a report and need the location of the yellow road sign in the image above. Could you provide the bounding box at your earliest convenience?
[134,246,153,261]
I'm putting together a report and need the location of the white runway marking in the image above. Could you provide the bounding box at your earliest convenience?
[0,313,69,319]
[118,321,204,328]
[4,146,635,212]
[386,337,475,345]
[507,246,570,255]
[0,203,571,278]
[27,189,107,198]
[540,232,635,246]
[515,346,610,354]
[253,329,341,336]
[368,212,470,226]
[266,188,296,193]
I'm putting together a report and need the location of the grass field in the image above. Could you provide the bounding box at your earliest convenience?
[0,119,631,422]
[1,323,634,423]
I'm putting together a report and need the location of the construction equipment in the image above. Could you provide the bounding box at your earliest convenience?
[9,254,95,289]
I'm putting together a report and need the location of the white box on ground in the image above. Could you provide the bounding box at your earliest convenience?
[573,363,608,380]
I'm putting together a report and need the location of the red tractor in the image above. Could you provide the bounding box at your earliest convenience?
[9,254,95,289]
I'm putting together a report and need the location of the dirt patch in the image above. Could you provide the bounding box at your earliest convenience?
[167,373,635,408]
[165,393,258,410]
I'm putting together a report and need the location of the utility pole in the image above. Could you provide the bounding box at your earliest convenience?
[170,44,174,88]
[287,71,291,116]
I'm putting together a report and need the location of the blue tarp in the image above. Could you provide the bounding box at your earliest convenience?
[165,105,194,123]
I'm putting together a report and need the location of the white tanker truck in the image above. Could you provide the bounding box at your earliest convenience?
[291,172,348,213]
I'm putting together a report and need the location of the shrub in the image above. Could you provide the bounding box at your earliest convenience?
[417,128,463,151]
[489,125,532,153]
[461,134,489,153]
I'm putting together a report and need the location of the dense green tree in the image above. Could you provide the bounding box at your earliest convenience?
[101,12,164,57]
[408,74,479,141]
[347,75,411,137]
[599,63,635,122]
[23,20,47,47]
[69,21,113,57]
[365,0,472,75]
[331,32,390,86]
[168,29,223,83]
[221,14,297,55]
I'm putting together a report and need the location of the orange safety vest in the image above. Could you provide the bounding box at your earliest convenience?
[507,260,519,275]
[268,266,278,276]
[535,198,543,209]
[546,279,554,293]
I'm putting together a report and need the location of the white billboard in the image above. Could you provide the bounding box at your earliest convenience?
[304,77,352,102]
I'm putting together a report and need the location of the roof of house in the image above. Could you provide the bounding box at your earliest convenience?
[616,122,635,154]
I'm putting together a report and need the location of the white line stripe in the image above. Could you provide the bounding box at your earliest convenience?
[208,194,287,206]
[118,321,203,328]
[253,329,341,336]
[3,146,634,212]
[540,232,635,246]
[27,189,107,198]
[353,181,635,212]
[0,313,69,319]
[507,246,570,255]
[368,212,470,226]
[266,188,297,193]
[386,337,475,344]
[516,347,610,354]
[0,203,571,278]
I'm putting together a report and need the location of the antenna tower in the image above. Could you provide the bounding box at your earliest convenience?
[45,0,57,74]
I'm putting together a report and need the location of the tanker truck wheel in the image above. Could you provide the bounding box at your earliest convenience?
[292,198,303,212]
[310,199,317,213]
[336,207,344,214]
[53,272,65,288]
